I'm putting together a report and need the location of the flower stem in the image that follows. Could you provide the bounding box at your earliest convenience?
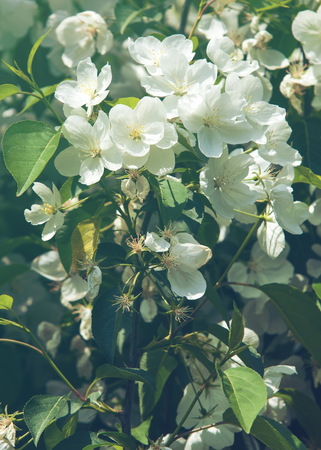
[188,0,217,39]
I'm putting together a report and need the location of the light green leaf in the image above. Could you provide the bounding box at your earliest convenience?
[294,166,321,189]
[19,84,58,115]
[105,97,139,109]
[59,177,86,204]
[2,120,60,196]
[131,418,152,445]
[260,284,321,367]
[71,218,100,267]
[217,365,267,433]
[0,84,20,101]
[276,388,321,448]
[228,302,244,351]
[0,294,13,310]
[312,283,321,299]
[115,3,152,34]
[0,318,23,328]
[95,363,155,387]
[27,27,53,76]
[250,415,307,450]
[191,36,199,51]
[1,60,32,84]
[24,394,70,446]
[139,350,177,419]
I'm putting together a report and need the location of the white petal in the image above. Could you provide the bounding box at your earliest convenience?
[168,267,206,300]
[33,182,55,204]
[61,274,88,302]
[145,147,175,176]
[24,205,49,225]
[31,251,66,281]
[54,147,83,177]
[79,157,104,185]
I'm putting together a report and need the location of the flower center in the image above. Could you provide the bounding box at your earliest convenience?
[161,251,178,271]
[42,203,56,215]
[128,124,145,141]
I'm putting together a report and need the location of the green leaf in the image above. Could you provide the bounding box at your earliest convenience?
[131,418,152,445]
[27,27,53,76]
[59,177,86,204]
[2,120,61,196]
[56,200,102,272]
[0,264,29,286]
[312,283,321,299]
[91,291,123,364]
[71,218,100,267]
[105,97,139,109]
[115,3,152,34]
[0,294,13,310]
[260,284,321,367]
[0,84,20,100]
[44,415,77,450]
[205,283,230,325]
[56,398,84,431]
[228,302,244,351]
[19,84,58,115]
[217,365,267,433]
[0,318,23,328]
[276,388,321,448]
[0,235,51,258]
[195,212,219,250]
[151,178,188,225]
[53,432,112,449]
[1,60,32,84]
[24,394,70,446]
[191,36,199,51]
[205,323,264,376]
[250,415,307,450]
[139,350,177,419]
[95,363,155,387]
[100,431,136,450]
[293,166,321,189]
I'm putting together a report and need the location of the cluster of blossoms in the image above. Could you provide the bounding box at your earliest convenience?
[3,2,321,449]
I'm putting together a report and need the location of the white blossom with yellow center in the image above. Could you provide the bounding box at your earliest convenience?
[24,183,64,241]
[55,111,122,185]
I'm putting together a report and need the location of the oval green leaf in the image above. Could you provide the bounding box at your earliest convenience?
[218,365,267,433]
[95,363,155,387]
[0,84,20,101]
[260,284,321,367]
[24,394,70,446]
[0,294,13,310]
[2,120,61,196]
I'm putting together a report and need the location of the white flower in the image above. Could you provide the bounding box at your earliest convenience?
[200,148,258,219]
[121,173,150,202]
[257,206,286,258]
[72,304,93,341]
[38,321,61,358]
[55,58,112,116]
[109,97,167,157]
[179,85,255,158]
[228,242,294,299]
[0,417,15,447]
[55,111,122,185]
[264,365,297,398]
[207,36,259,76]
[292,8,321,64]
[145,232,212,300]
[128,34,194,76]
[31,250,88,304]
[24,183,64,241]
[55,11,113,68]
[198,14,228,40]
[242,31,289,70]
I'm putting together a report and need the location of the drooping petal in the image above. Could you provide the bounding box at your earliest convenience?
[54,147,83,177]
[79,157,105,185]
[168,267,207,300]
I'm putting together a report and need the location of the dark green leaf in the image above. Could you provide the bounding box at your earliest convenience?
[2,121,60,196]
[100,431,136,450]
[260,284,321,367]
[139,350,177,419]
[276,388,321,448]
[24,394,70,446]
[228,302,244,351]
[250,415,307,450]
[56,398,84,431]
[0,264,29,286]
[53,432,111,449]
[0,84,20,100]
[115,3,152,34]
[217,365,267,433]
[196,213,219,250]
[95,363,155,387]
[92,291,123,364]
[205,283,230,325]
[0,235,51,258]
[59,177,86,204]
[155,178,189,225]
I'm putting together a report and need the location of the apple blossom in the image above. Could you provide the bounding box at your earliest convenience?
[292,7,321,64]
[55,11,113,68]
[55,57,112,116]
[24,182,64,241]
[55,111,122,185]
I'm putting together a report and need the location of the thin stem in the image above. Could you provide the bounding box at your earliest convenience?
[188,0,216,39]
[32,82,63,125]
[0,338,43,355]
[17,438,33,450]
[215,219,261,288]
